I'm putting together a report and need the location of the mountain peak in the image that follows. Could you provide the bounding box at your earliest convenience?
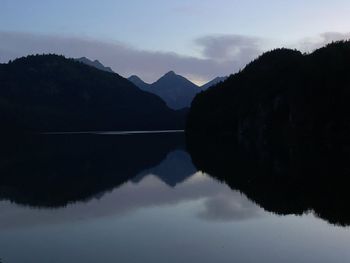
[128,75,149,91]
[75,57,114,73]
[164,71,176,77]
[130,71,200,110]
[129,75,143,81]
[201,76,228,90]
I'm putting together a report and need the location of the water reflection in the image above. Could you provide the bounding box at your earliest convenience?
[1,133,350,263]
[0,134,265,229]
[0,133,185,207]
[133,150,197,187]
[186,134,350,226]
[198,191,264,222]
[0,133,349,227]
[0,172,266,230]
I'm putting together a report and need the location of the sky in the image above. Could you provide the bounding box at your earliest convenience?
[1,0,350,84]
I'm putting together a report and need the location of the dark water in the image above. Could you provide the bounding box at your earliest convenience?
[0,133,349,263]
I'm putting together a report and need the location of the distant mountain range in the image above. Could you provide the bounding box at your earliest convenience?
[129,71,200,110]
[0,54,186,133]
[129,73,227,109]
[77,57,226,109]
[76,57,114,73]
[128,75,148,90]
[200,76,227,90]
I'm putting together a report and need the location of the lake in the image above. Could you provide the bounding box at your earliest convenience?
[0,132,349,263]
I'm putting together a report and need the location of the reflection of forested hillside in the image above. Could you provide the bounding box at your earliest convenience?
[187,134,350,226]
[0,133,185,208]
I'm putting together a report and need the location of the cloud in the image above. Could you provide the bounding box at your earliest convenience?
[4,31,348,84]
[198,192,264,222]
[0,31,264,84]
[195,34,263,63]
[295,32,350,52]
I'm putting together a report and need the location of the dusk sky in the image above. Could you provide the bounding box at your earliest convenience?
[1,0,350,84]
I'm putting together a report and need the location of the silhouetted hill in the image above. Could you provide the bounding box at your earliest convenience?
[76,57,114,73]
[186,41,350,226]
[0,54,186,132]
[201,76,227,90]
[187,41,350,145]
[130,72,200,110]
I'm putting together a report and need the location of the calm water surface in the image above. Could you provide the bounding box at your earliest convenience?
[0,133,349,263]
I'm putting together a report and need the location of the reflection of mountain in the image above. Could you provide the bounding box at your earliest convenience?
[0,173,264,230]
[0,133,186,207]
[133,150,197,187]
[187,134,350,226]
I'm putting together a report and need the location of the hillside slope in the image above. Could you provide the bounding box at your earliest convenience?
[0,54,186,132]
[187,41,350,144]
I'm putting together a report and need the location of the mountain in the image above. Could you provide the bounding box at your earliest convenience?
[128,75,150,91]
[0,54,186,133]
[186,41,350,226]
[151,71,200,110]
[187,41,350,144]
[201,76,227,90]
[129,71,200,110]
[76,57,114,73]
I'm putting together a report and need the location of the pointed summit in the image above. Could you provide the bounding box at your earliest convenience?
[164,70,176,77]
[158,71,190,84]
[151,71,200,110]
[129,71,201,110]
